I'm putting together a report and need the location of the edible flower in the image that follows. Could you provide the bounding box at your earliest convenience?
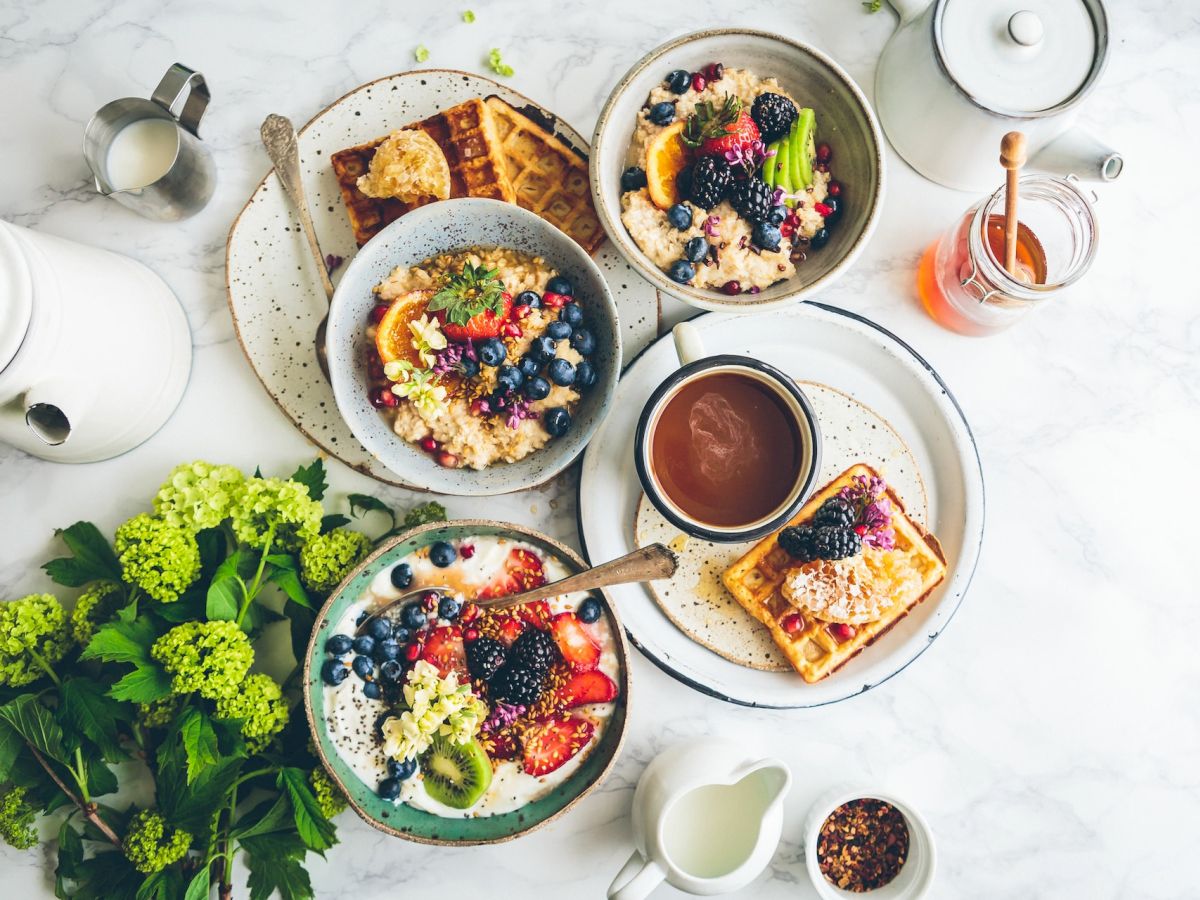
[414,45,430,63]
[703,215,721,237]
[462,9,475,22]
[488,48,514,77]
[724,139,774,175]
[431,340,478,377]
[838,474,896,550]
[481,701,525,733]
[381,660,487,762]
[408,313,447,366]
[391,367,448,418]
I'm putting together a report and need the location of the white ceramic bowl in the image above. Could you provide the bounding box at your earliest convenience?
[590,29,885,313]
[325,198,621,495]
[804,787,936,900]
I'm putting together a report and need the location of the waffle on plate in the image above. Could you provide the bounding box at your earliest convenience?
[722,464,946,683]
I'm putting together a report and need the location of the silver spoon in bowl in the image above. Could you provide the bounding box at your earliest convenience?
[354,543,677,636]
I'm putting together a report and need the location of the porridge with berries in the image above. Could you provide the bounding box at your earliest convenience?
[363,247,602,470]
[618,62,841,294]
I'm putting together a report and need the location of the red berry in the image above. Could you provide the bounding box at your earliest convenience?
[827,180,842,198]
[542,291,568,309]
[460,603,479,623]
[459,543,476,559]
[815,142,832,163]
[436,450,460,468]
[691,72,706,92]
[370,387,397,408]
[721,280,741,295]
[781,612,805,635]
[780,222,795,238]
[367,355,385,379]
[502,322,522,338]
[370,303,390,324]
[828,623,856,643]
[514,304,532,319]
[404,643,421,661]
[464,627,479,642]
[419,435,439,453]
[814,202,834,217]
[702,62,724,81]
[854,525,867,536]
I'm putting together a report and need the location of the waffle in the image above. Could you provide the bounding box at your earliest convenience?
[722,464,947,683]
[484,97,605,254]
[330,98,515,246]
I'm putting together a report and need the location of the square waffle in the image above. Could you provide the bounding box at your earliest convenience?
[484,97,605,254]
[330,98,516,247]
[722,464,947,683]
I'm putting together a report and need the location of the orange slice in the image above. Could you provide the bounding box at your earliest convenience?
[646,121,690,209]
[375,289,433,365]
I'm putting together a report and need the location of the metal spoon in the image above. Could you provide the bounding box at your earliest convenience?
[355,543,678,636]
[260,113,335,380]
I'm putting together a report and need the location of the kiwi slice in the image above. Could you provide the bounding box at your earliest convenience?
[762,139,778,187]
[419,734,493,809]
[774,137,793,203]
[792,108,816,190]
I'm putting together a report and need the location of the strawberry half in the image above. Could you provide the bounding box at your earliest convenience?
[419,625,468,680]
[438,292,513,343]
[556,670,618,709]
[485,731,520,760]
[699,111,759,158]
[550,612,601,672]
[522,715,596,777]
[477,548,546,600]
[516,599,553,631]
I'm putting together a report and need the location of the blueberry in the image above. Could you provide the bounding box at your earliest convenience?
[810,227,830,250]
[379,659,403,683]
[545,275,574,297]
[478,338,506,367]
[666,69,691,93]
[684,236,709,263]
[530,335,557,362]
[523,375,551,401]
[575,360,598,390]
[389,756,419,780]
[352,635,375,656]
[355,610,369,627]
[375,638,401,662]
[438,596,461,620]
[648,101,676,126]
[752,222,782,252]
[620,166,647,192]
[378,777,402,800]
[518,355,543,379]
[543,407,572,437]
[668,260,695,283]
[514,290,542,308]
[767,206,787,226]
[400,601,427,630]
[362,680,382,700]
[321,658,349,686]
[823,197,840,221]
[393,626,411,644]
[367,617,392,642]
[667,203,692,230]
[326,633,353,656]
[429,540,457,568]
[389,563,413,590]
[460,357,481,378]
[570,328,597,356]
[352,655,374,679]
[497,364,524,391]
[559,303,584,327]
[578,597,603,623]
[546,320,572,341]
[547,358,576,387]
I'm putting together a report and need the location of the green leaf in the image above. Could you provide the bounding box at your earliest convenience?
[402,501,447,529]
[80,614,157,664]
[289,459,327,501]
[70,850,141,900]
[265,554,311,609]
[152,586,207,622]
[55,818,84,898]
[196,527,228,578]
[346,493,396,528]
[109,662,173,703]
[288,606,317,672]
[59,679,126,762]
[157,732,242,835]
[178,708,221,784]
[206,551,245,621]
[0,720,22,781]
[278,767,336,852]
[42,521,122,587]
[183,868,211,900]
[233,793,293,841]
[86,754,119,798]
[319,513,350,534]
[136,868,184,900]
[242,832,314,900]
[0,694,68,764]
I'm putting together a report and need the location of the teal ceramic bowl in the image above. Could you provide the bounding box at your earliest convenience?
[303,519,631,845]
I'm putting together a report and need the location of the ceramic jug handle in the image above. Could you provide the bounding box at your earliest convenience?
[608,851,665,900]
[151,63,210,137]
[672,321,705,366]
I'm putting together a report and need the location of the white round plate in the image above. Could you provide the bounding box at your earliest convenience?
[226,69,659,487]
[577,304,985,708]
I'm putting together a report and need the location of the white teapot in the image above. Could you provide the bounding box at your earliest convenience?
[0,221,191,462]
[876,0,1123,191]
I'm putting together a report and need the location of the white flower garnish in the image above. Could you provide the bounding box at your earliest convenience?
[408,314,447,366]
[380,660,486,762]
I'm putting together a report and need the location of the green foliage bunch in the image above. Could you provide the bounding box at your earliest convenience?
[0,458,445,900]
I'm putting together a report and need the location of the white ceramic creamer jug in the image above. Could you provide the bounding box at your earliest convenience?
[0,221,191,462]
[608,738,791,899]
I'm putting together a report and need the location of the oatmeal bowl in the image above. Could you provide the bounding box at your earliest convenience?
[303,519,630,844]
[591,29,884,313]
[326,198,620,495]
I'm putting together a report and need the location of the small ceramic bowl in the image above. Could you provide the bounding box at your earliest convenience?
[804,787,937,900]
[326,198,621,495]
[590,29,885,313]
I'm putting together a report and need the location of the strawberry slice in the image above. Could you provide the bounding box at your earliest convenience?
[477,548,546,600]
[516,599,552,631]
[522,715,595,777]
[419,625,467,680]
[494,617,524,647]
[556,670,618,709]
[550,613,601,672]
[700,111,759,158]
[485,731,520,760]
[438,292,513,343]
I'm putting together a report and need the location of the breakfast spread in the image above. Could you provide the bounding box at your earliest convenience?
[364,250,602,469]
[817,798,910,892]
[618,62,841,292]
[319,535,621,816]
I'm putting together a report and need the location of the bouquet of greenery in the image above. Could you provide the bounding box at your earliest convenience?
[0,459,444,900]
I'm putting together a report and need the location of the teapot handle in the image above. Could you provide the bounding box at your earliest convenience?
[608,851,665,900]
[887,0,931,25]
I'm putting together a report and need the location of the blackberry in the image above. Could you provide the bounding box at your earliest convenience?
[778,525,816,562]
[750,92,799,143]
[813,497,856,529]
[811,526,862,561]
[730,176,776,224]
[490,664,544,706]
[466,636,507,682]
[510,627,559,674]
[688,156,734,210]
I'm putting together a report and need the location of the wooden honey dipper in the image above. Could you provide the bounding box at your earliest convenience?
[1000,131,1027,277]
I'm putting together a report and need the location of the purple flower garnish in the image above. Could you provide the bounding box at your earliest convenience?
[704,215,721,237]
[482,701,526,733]
[838,475,896,548]
[723,140,775,175]
[432,340,479,377]
[325,253,344,272]
[505,396,537,430]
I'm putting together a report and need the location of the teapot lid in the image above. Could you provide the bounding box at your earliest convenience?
[935,0,1108,116]
[0,222,33,372]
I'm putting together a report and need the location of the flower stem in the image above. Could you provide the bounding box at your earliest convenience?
[73,746,91,804]
[27,744,121,850]
[27,646,61,686]
[219,783,238,900]
[237,528,276,626]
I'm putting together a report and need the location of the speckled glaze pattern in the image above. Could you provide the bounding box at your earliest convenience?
[326,198,620,495]
[303,520,630,845]
[590,30,885,314]
[226,70,658,488]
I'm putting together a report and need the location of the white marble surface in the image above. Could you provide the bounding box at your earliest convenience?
[1,0,1197,897]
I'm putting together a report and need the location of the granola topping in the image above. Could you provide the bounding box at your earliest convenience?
[817,798,909,892]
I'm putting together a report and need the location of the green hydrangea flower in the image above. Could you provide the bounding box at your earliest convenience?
[123,810,190,874]
[70,581,123,647]
[114,514,200,604]
[153,461,245,531]
[0,786,37,850]
[309,767,347,819]
[150,621,253,701]
[213,673,289,753]
[230,477,322,551]
[402,501,447,529]
[136,696,181,731]
[0,593,69,687]
[299,529,372,593]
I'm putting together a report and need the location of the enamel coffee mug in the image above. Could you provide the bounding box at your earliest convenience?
[634,322,821,543]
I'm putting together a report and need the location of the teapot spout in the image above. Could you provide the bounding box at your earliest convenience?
[24,377,88,446]
[1031,128,1124,183]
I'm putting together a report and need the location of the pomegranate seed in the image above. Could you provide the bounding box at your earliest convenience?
[460,543,476,559]
[720,280,741,295]
[814,202,833,217]
[436,450,460,468]
[464,627,479,642]
[421,591,440,607]
[404,643,420,662]
[828,623,856,643]
[827,180,842,198]
[370,387,397,408]
[691,72,706,92]
[781,613,805,635]
[854,525,867,536]
[370,303,390,324]
[702,62,724,81]
[460,603,479,623]
[815,142,832,164]
[780,223,795,238]
[367,356,385,379]
[502,322,522,338]
[514,304,532,319]
[419,435,439,453]
[542,291,567,308]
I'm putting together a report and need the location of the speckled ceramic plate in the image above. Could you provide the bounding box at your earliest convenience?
[577,304,985,708]
[303,520,630,845]
[226,69,660,487]
[634,381,928,672]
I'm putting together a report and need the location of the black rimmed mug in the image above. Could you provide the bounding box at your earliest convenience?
[634,322,822,543]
